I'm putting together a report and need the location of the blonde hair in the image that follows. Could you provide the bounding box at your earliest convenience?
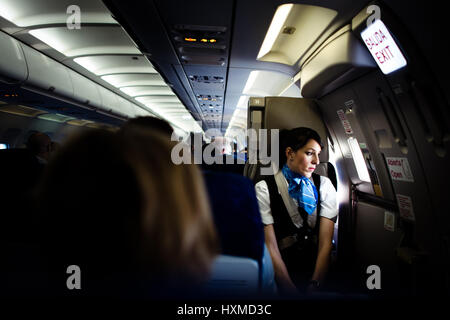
[126,129,218,283]
[38,128,218,293]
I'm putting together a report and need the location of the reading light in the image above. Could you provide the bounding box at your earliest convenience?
[257,3,293,59]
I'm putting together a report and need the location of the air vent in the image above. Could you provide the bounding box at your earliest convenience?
[200,103,221,107]
[190,74,225,90]
[189,75,224,84]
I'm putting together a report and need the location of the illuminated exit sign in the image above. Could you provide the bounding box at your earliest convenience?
[361,19,407,74]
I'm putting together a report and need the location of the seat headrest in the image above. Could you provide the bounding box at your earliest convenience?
[250,97,329,162]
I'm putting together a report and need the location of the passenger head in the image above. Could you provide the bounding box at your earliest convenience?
[37,128,217,296]
[26,132,51,161]
[282,127,322,178]
[120,116,174,137]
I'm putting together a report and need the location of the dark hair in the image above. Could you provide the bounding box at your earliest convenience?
[26,132,51,155]
[120,116,174,136]
[280,127,322,165]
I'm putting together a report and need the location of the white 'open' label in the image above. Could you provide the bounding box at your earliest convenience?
[386,157,414,182]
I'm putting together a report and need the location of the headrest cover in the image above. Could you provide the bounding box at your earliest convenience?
[263,97,328,162]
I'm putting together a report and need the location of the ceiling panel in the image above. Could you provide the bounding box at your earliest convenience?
[121,86,175,96]
[29,26,140,57]
[101,73,166,87]
[0,0,116,27]
[74,55,156,75]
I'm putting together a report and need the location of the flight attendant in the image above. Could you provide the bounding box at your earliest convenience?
[255,127,338,295]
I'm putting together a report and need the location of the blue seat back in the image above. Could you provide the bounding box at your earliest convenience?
[202,171,264,262]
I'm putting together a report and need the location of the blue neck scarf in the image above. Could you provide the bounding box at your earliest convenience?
[281,164,318,215]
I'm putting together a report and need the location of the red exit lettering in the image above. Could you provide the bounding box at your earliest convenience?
[364,29,388,50]
[375,45,394,64]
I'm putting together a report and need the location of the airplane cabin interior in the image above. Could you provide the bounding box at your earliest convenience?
[0,0,449,301]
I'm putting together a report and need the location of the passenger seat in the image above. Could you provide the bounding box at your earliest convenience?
[202,170,276,298]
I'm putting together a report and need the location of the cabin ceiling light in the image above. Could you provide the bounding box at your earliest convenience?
[243,70,299,97]
[101,74,166,88]
[74,55,156,76]
[226,95,249,134]
[243,71,259,95]
[132,95,180,103]
[257,4,293,60]
[29,27,140,57]
[237,95,249,109]
[120,86,174,97]
[257,4,337,65]
[0,0,116,27]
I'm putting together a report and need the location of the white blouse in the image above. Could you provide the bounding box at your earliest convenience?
[255,175,338,229]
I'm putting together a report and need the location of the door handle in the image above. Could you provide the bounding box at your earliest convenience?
[377,87,408,154]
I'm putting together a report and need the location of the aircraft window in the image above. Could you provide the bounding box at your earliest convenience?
[1,128,22,146]
[347,137,371,183]
[0,104,46,117]
[37,113,75,123]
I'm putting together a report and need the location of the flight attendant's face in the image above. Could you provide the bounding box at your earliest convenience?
[286,139,321,178]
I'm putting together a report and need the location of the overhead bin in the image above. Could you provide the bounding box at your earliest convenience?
[0,31,28,84]
[20,44,74,99]
[300,25,376,98]
[0,31,141,120]
[68,69,102,110]
[115,96,134,118]
[134,106,151,117]
[97,86,119,113]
